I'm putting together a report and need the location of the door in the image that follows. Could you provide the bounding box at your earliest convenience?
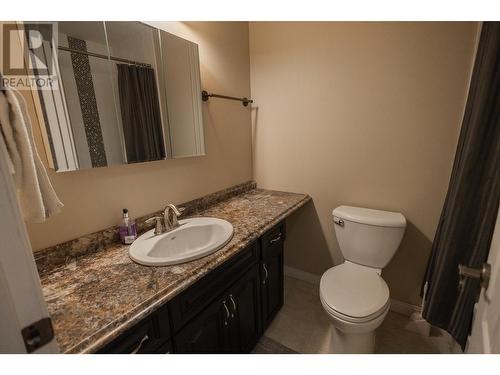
[174,295,230,353]
[261,243,284,330]
[0,112,58,353]
[467,205,500,353]
[227,264,262,353]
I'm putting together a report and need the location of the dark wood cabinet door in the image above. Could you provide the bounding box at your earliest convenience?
[227,264,262,353]
[261,242,284,330]
[174,296,230,354]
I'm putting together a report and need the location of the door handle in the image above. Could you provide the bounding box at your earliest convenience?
[228,294,237,318]
[262,263,268,285]
[458,263,491,291]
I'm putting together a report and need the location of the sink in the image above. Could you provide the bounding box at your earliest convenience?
[129,217,234,266]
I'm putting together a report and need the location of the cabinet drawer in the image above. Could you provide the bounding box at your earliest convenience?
[169,242,260,333]
[97,317,164,354]
[261,221,286,259]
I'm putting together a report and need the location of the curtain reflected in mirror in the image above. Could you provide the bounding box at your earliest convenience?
[117,65,165,163]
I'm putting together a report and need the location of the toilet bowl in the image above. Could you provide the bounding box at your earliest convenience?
[320,261,390,353]
[320,206,406,353]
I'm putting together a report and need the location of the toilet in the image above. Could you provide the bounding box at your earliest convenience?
[320,205,406,354]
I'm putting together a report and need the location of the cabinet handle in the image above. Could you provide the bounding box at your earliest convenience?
[269,233,282,244]
[229,294,237,318]
[222,300,230,326]
[262,263,268,285]
[131,334,149,354]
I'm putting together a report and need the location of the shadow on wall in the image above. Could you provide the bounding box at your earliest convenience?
[382,220,433,306]
[285,200,333,275]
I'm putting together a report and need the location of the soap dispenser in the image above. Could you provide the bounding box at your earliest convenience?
[119,208,137,245]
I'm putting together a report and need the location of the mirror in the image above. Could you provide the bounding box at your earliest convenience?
[30,21,205,172]
[161,31,205,158]
[105,22,166,165]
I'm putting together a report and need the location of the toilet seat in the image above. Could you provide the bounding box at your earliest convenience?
[321,296,390,324]
[320,262,390,323]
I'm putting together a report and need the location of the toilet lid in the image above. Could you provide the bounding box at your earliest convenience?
[320,263,389,319]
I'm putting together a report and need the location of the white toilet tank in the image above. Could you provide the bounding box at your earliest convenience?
[332,205,406,269]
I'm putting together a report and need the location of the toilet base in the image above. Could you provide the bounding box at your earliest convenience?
[329,325,375,354]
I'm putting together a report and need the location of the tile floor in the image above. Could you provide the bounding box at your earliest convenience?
[257,275,457,354]
[252,336,297,354]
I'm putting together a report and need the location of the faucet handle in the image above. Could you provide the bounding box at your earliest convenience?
[146,216,164,235]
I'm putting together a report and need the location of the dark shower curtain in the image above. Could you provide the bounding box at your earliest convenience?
[422,22,500,349]
[117,64,166,163]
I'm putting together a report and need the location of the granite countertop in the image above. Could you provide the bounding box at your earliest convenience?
[37,188,310,353]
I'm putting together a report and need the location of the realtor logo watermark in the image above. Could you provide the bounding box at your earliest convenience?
[1,22,58,90]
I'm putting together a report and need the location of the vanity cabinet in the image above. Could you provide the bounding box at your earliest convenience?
[97,221,285,354]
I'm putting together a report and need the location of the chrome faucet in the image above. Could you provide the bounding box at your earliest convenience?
[163,204,183,232]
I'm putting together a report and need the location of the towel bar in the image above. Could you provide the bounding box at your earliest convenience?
[201,90,253,107]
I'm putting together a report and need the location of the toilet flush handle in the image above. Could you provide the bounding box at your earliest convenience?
[333,217,344,227]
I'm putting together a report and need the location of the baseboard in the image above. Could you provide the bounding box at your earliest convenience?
[389,298,421,316]
[284,266,321,285]
[283,266,421,318]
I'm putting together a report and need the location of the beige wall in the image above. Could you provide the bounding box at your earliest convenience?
[249,22,479,305]
[24,22,253,251]
[17,21,479,306]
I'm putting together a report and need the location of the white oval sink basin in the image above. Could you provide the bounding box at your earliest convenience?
[129,217,234,266]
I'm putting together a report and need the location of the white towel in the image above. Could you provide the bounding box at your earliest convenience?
[0,88,63,222]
